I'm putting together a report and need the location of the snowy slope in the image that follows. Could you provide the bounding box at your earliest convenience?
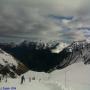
[0,62,90,90]
[23,62,90,90]
[50,62,90,90]
[0,72,69,90]
[20,62,90,90]
[23,70,49,80]
[0,48,18,78]
[0,78,69,90]
[55,40,90,70]
[0,48,17,67]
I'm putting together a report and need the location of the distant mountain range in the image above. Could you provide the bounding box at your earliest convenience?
[0,40,90,73]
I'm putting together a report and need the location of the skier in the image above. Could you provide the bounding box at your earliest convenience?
[21,75,25,84]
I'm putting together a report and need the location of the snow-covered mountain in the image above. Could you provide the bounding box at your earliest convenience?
[0,48,18,67]
[0,48,28,78]
[56,40,90,69]
[51,42,68,53]
[0,48,18,78]
[0,41,90,90]
[0,40,90,72]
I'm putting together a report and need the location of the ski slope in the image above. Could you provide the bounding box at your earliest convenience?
[0,62,90,90]
[51,62,90,90]
[0,78,68,90]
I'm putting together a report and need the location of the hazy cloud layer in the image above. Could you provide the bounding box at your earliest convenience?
[0,0,90,43]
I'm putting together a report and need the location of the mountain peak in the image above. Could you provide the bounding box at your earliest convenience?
[66,40,88,52]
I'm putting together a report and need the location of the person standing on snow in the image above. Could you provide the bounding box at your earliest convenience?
[21,75,25,84]
[0,76,1,82]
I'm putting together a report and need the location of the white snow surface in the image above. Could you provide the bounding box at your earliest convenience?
[0,62,90,90]
[51,42,68,53]
[0,78,68,90]
[50,62,90,90]
[0,48,17,67]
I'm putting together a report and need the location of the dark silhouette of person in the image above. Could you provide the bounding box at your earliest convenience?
[0,76,1,82]
[5,75,7,83]
[21,75,25,84]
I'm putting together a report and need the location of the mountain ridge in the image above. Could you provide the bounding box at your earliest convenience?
[0,48,29,78]
[0,40,90,72]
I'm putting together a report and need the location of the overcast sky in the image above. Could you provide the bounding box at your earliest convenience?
[0,0,90,43]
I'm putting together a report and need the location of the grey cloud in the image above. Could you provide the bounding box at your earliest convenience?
[0,0,90,43]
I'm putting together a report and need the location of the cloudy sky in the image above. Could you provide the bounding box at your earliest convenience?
[0,0,90,43]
